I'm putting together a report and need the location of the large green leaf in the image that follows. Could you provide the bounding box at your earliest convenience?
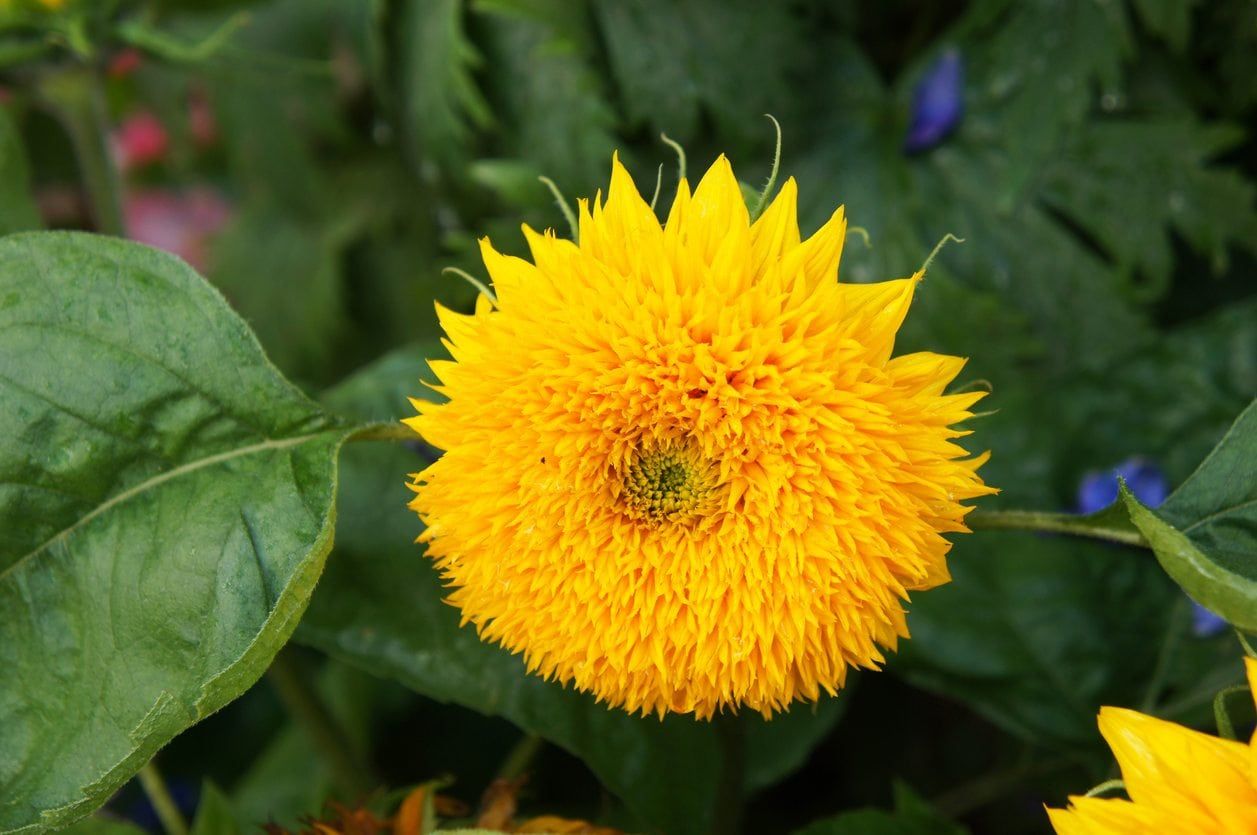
[1124,400,1257,632]
[896,300,1256,744]
[0,233,356,833]
[897,532,1179,747]
[297,345,846,835]
[0,108,39,235]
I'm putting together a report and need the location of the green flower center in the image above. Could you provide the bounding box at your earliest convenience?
[623,442,718,524]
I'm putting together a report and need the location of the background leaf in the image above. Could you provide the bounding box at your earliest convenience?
[1124,400,1257,632]
[0,107,39,234]
[0,233,355,833]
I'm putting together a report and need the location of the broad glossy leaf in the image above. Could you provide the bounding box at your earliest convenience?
[0,108,39,234]
[898,532,1177,746]
[298,345,846,835]
[0,233,355,833]
[1123,400,1257,632]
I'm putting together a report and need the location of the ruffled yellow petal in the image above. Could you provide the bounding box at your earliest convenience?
[408,154,991,717]
[749,177,801,278]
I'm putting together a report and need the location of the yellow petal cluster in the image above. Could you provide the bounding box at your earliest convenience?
[1048,658,1257,834]
[406,154,994,718]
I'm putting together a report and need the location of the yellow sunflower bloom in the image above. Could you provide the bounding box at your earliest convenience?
[405,153,994,718]
[1048,658,1257,834]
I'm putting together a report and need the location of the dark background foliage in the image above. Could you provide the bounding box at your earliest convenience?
[2,1,1255,834]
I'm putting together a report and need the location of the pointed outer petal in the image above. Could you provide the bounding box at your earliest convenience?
[521,224,584,291]
[834,273,920,366]
[684,155,750,264]
[605,152,661,234]
[664,178,691,236]
[786,206,847,290]
[581,154,668,277]
[1045,798,1161,835]
[884,352,969,397]
[749,176,801,278]
[1246,658,1257,776]
[477,237,539,310]
[1099,706,1257,820]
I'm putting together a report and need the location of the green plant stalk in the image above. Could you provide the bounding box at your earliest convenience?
[267,652,374,800]
[967,510,1147,547]
[497,733,545,781]
[350,422,420,443]
[40,69,126,237]
[136,761,189,835]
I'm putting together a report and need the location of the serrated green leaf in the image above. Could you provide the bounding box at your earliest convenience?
[591,0,799,140]
[1042,118,1257,295]
[1122,400,1257,633]
[297,344,846,835]
[962,0,1131,196]
[0,108,39,234]
[793,39,1150,376]
[478,2,617,194]
[395,0,493,166]
[0,232,356,834]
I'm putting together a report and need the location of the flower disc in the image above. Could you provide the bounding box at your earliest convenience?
[406,154,994,718]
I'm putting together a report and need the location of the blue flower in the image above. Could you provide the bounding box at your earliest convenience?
[1076,457,1168,514]
[1191,601,1228,638]
[1075,458,1226,638]
[904,49,964,154]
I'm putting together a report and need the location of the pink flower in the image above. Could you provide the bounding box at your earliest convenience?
[124,187,232,272]
[108,49,143,79]
[112,111,169,171]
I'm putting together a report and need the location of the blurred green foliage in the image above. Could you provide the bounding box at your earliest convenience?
[1,0,1255,834]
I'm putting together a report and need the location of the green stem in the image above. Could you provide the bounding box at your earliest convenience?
[967,510,1147,548]
[136,761,189,835]
[41,68,126,236]
[932,755,1074,818]
[349,422,420,443]
[497,733,545,781]
[1139,597,1187,712]
[710,714,744,835]
[267,651,373,799]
